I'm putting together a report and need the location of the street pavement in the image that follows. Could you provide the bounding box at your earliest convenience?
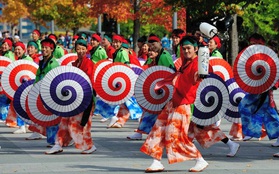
[1,91,279,174]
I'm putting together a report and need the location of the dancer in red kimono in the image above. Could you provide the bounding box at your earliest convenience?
[45,38,96,154]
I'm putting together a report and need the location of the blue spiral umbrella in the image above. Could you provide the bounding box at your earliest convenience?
[27,81,61,127]
[192,73,229,126]
[223,78,246,123]
[13,79,37,125]
[40,66,93,117]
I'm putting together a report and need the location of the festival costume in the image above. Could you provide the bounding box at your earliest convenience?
[140,57,202,164]
[51,56,95,153]
[239,91,279,139]
[0,51,14,122]
[132,50,174,134]
[53,45,64,59]
[107,47,142,128]
[105,45,115,59]
[35,40,41,53]
[90,45,107,64]
[210,49,223,58]
[28,56,60,145]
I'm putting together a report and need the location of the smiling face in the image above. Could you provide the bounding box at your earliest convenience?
[42,45,53,58]
[1,42,10,52]
[112,39,122,50]
[172,35,180,46]
[27,45,38,56]
[75,44,87,59]
[14,46,25,58]
[181,44,197,60]
[208,39,218,51]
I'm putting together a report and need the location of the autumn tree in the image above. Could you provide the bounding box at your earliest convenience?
[55,2,95,34]
[75,0,186,51]
[0,0,29,33]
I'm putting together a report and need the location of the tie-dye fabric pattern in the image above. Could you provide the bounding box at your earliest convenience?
[239,93,279,139]
[0,94,9,121]
[188,122,227,148]
[56,114,93,151]
[137,111,158,134]
[140,102,201,164]
[229,122,243,138]
[5,102,17,127]
[94,98,119,118]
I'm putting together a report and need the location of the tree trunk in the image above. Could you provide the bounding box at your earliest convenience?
[133,0,140,54]
[72,27,79,35]
[230,14,239,66]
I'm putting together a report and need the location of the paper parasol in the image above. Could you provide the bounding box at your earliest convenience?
[174,57,182,71]
[209,57,233,81]
[130,64,144,77]
[57,53,78,66]
[94,62,137,105]
[223,78,246,123]
[13,79,37,125]
[192,73,229,126]
[92,59,112,83]
[138,58,146,66]
[1,60,38,100]
[0,56,13,94]
[40,66,93,117]
[233,44,279,94]
[26,81,61,126]
[134,66,175,114]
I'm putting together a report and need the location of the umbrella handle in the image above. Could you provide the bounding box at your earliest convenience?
[115,82,121,88]
[21,78,28,83]
[155,88,163,95]
[257,67,263,73]
[62,90,69,96]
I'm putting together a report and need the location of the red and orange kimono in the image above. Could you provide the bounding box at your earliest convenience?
[140,57,202,163]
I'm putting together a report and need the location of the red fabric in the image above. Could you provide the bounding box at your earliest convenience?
[73,35,79,40]
[106,45,115,59]
[30,53,41,64]
[112,35,123,42]
[33,29,41,36]
[212,36,221,49]
[42,42,54,49]
[14,41,26,51]
[48,34,57,41]
[128,50,141,66]
[91,33,101,42]
[64,49,68,55]
[148,36,160,42]
[3,39,13,48]
[172,57,200,107]
[72,56,94,86]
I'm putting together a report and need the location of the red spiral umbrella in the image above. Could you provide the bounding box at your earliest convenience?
[174,57,182,71]
[92,59,112,83]
[209,57,233,82]
[134,66,175,114]
[94,62,137,105]
[40,66,93,117]
[0,56,13,94]
[13,79,37,125]
[27,81,61,127]
[57,53,78,66]
[192,73,229,126]
[1,60,38,100]
[233,44,279,94]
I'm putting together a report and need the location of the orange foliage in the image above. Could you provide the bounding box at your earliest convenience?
[75,0,186,32]
[0,0,29,24]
